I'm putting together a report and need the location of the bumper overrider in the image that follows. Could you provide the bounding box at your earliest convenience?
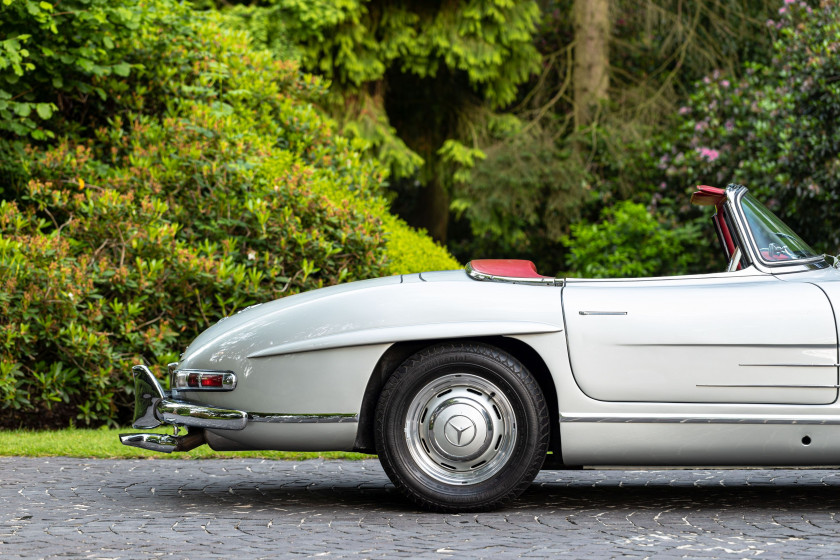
[119,365,247,453]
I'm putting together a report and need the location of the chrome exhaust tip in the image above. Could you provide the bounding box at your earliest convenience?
[119,430,206,453]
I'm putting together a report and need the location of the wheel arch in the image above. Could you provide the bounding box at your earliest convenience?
[353,336,562,462]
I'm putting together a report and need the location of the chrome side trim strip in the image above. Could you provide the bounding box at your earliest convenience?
[625,343,834,348]
[149,400,358,429]
[561,415,840,425]
[465,262,562,286]
[248,413,359,424]
[578,311,628,316]
[738,363,840,368]
[697,384,840,389]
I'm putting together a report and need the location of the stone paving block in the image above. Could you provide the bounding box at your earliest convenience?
[3,457,840,558]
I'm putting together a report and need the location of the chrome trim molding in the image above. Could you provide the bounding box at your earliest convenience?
[561,415,840,425]
[738,363,840,368]
[248,413,359,424]
[697,384,840,389]
[578,311,628,316]
[465,262,562,286]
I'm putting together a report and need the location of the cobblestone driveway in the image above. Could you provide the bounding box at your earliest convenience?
[2,457,839,559]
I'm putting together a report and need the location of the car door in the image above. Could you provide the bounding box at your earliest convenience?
[562,271,838,405]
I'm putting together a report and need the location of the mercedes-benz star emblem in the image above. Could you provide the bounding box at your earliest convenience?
[444,415,477,447]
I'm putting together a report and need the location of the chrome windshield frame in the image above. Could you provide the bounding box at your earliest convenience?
[726,185,828,274]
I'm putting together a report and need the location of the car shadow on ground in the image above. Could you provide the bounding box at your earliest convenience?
[139,470,840,514]
[515,482,840,512]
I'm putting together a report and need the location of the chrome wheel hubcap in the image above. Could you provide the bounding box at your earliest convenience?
[405,373,516,485]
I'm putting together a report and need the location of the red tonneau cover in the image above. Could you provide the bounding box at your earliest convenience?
[468,259,552,279]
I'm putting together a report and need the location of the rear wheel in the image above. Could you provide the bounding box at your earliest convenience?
[374,343,549,511]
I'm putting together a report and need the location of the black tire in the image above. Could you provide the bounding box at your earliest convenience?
[374,342,549,511]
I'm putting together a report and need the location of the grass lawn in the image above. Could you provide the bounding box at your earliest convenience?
[0,428,375,460]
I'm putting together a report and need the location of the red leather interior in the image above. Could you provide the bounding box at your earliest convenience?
[690,185,741,268]
[468,259,552,279]
[718,207,736,258]
[761,250,791,261]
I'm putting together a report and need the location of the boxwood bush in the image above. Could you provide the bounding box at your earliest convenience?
[0,1,458,428]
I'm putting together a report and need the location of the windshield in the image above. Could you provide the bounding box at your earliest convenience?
[739,193,820,264]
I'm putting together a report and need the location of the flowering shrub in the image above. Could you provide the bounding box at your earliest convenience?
[658,0,840,253]
[0,2,457,428]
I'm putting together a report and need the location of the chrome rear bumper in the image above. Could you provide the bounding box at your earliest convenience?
[119,364,360,453]
[120,365,247,453]
[128,365,247,430]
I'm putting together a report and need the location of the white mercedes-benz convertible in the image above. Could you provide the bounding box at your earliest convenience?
[122,184,840,511]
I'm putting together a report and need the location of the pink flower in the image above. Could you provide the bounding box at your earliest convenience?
[778,6,787,14]
[721,80,730,88]
[678,106,690,115]
[699,147,720,162]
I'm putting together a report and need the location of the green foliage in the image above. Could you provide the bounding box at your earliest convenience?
[274,0,540,107]
[562,200,699,278]
[450,126,587,273]
[449,111,671,275]
[220,3,302,63]
[222,0,542,243]
[381,214,460,275]
[657,0,840,253]
[0,0,143,141]
[449,0,779,274]
[0,1,457,428]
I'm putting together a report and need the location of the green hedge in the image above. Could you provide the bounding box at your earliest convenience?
[0,1,458,428]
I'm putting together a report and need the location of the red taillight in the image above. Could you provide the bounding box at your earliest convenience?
[200,374,223,388]
[183,371,230,389]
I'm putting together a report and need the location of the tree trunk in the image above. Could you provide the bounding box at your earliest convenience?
[573,0,610,128]
[416,176,449,243]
